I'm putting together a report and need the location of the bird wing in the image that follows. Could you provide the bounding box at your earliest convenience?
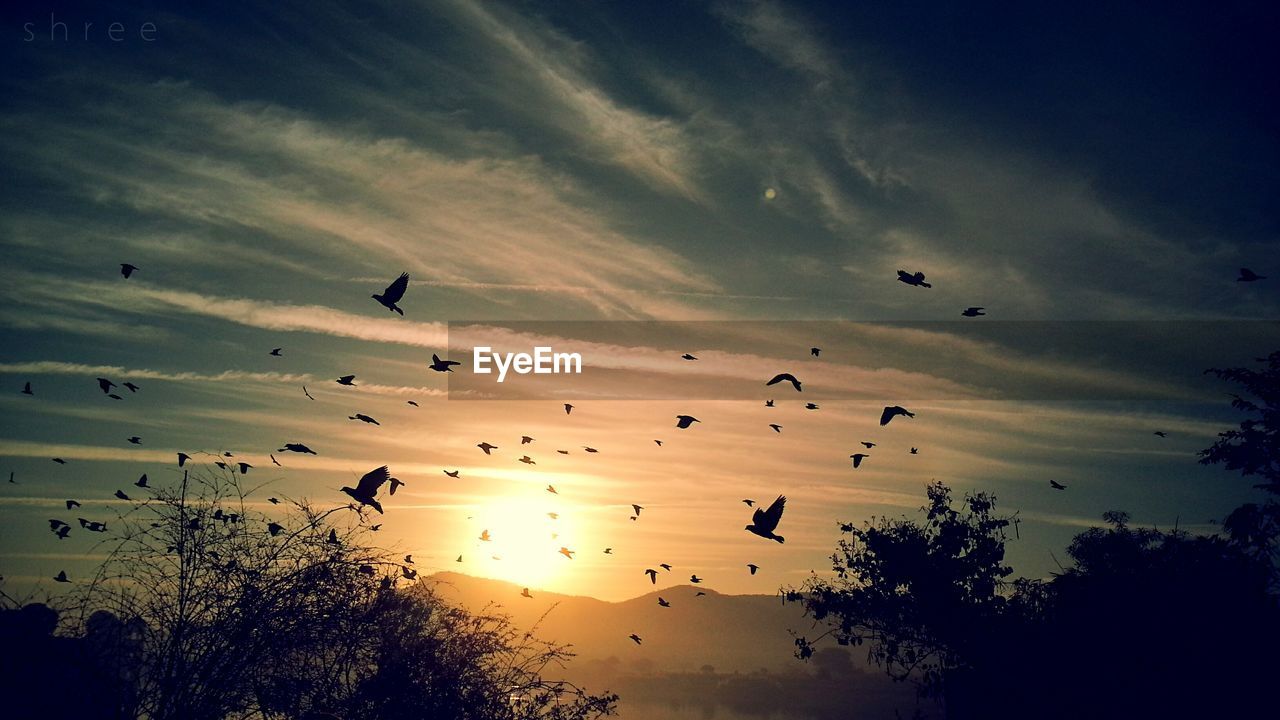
[382,272,409,303]
[766,373,794,386]
[757,495,786,531]
[879,406,899,425]
[356,466,390,495]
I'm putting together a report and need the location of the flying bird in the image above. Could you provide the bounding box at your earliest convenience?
[114,490,130,501]
[659,563,672,571]
[518,455,535,465]
[269,348,282,356]
[107,393,123,400]
[583,446,599,453]
[558,547,575,559]
[127,436,141,445]
[850,453,868,469]
[521,588,533,599]
[54,570,70,583]
[279,443,317,455]
[564,403,574,415]
[302,386,315,400]
[177,452,190,466]
[477,442,497,454]
[810,347,821,357]
[237,462,252,474]
[804,403,819,410]
[372,272,410,315]
[645,569,658,584]
[879,405,915,426]
[658,597,670,607]
[349,413,380,425]
[690,575,702,584]
[134,474,149,488]
[603,548,613,554]
[407,400,418,407]
[629,634,642,645]
[632,504,644,517]
[270,454,281,466]
[910,447,919,455]
[479,529,491,541]
[21,382,32,395]
[267,522,284,537]
[961,307,986,317]
[1238,268,1267,282]
[897,269,932,288]
[336,375,357,386]
[675,415,700,429]
[97,378,116,394]
[65,500,80,510]
[119,263,137,279]
[443,470,460,478]
[556,449,569,455]
[429,354,460,372]
[748,564,759,575]
[122,382,139,392]
[268,497,280,504]
[861,442,876,448]
[341,466,392,514]
[682,353,697,360]
[388,476,404,495]
[766,373,802,391]
[695,591,706,597]
[745,495,787,543]
[521,436,534,444]
[1153,431,1168,438]
[546,485,557,494]
[654,440,663,446]
[742,499,755,507]
[54,525,70,540]
[769,424,782,433]
[1050,480,1067,490]
[327,529,340,544]
[51,458,66,464]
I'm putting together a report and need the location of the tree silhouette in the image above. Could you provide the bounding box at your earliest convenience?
[62,467,616,720]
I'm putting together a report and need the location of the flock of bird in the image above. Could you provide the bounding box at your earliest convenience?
[10,262,1266,646]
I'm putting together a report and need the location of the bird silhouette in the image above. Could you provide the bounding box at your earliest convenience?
[682,353,697,360]
[127,436,141,444]
[746,495,786,543]
[177,452,190,466]
[909,447,918,454]
[327,529,340,544]
[675,415,700,429]
[629,634,642,645]
[477,442,497,455]
[897,269,932,288]
[51,458,66,464]
[603,548,613,554]
[279,443,317,454]
[654,439,663,446]
[659,563,672,571]
[742,499,755,507]
[850,453,868,468]
[521,588,533,598]
[444,470,460,478]
[65,500,80,509]
[1237,268,1266,282]
[658,597,670,607]
[521,436,534,444]
[645,569,658,583]
[49,519,69,531]
[237,462,252,474]
[546,485,557,494]
[961,307,986,317]
[341,466,391,514]
[114,490,130,501]
[547,512,559,519]
[97,378,115,394]
[270,454,282,466]
[269,347,282,356]
[54,525,70,539]
[349,413,380,425]
[79,518,107,532]
[583,446,599,453]
[695,591,707,597]
[372,272,409,315]
[557,449,569,454]
[407,400,418,406]
[690,574,702,583]
[119,263,137,279]
[54,570,70,583]
[107,393,122,400]
[861,441,876,448]
[632,504,644,517]
[766,373,802,391]
[769,424,782,433]
[134,474,148,487]
[518,455,535,465]
[429,354,460,372]
[268,497,280,504]
[21,382,32,395]
[765,399,774,407]
[267,522,284,536]
[302,386,315,400]
[559,547,575,559]
[804,402,819,410]
[748,563,759,575]
[564,403,574,415]
[879,405,915,426]
[811,347,821,357]
[388,476,404,495]
[1153,431,1168,437]
[122,382,139,392]
[336,375,356,386]
[480,529,491,541]
[1050,480,1067,490]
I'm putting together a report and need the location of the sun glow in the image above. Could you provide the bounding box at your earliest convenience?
[467,490,584,589]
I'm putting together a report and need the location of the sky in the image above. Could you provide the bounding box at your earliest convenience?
[1,0,1278,603]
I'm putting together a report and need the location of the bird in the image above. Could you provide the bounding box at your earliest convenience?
[547,512,559,520]
[107,393,122,400]
[78,518,107,532]
[21,382,32,395]
[766,373,802,391]
[404,554,414,564]
[267,522,284,536]
[456,555,463,563]
[675,415,700,429]
[769,424,782,433]
[521,588,533,599]
[372,272,410,315]
[603,548,613,554]
[659,563,672,571]
[879,405,915,426]
[583,446,599,453]
[407,400,418,407]
[558,547,575,559]
[897,269,932,288]
[861,442,876,448]
[114,490,130,501]
[681,353,697,360]
[134,474,149,488]
[479,530,491,541]
[336,375,356,386]
[127,436,141,445]
[654,439,663,446]
[695,591,706,597]
[521,436,534,444]
[644,569,658,584]
[477,442,497,455]
[961,307,986,317]
[237,462,252,474]
[49,519,69,531]
[279,443,317,455]
[97,378,116,394]
[628,634,642,645]
[811,347,821,357]
[340,466,392,514]
[690,575,702,584]
[1238,268,1266,282]
[765,399,774,407]
[564,403,574,415]
[268,497,280,504]
[546,485,557,494]
[270,454,281,467]
[518,455,535,465]
[745,495,787,543]
[443,470,460,478]
[1153,431,1168,438]
[54,570,70,583]
[54,525,70,540]
[748,563,759,575]
[909,447,918,455]
[269,348,283,356]
[327,529,340,544]
[429,354,460,372]
[804,403,819,410]
[388,476,404,495]
[556,450,569,455]
[65,500,80,510]
[742,499,755,507]
[658,597,670,607]
[119,263,137,279]
[51,458,66,464]
[850,454,868,468]
[349,413,380,425]
[122,382,139,392]
[632,504,644,517]
[302,386,315,400]
[370,524,382,531]
[177,452,190,466]
[1049,480,1067,490]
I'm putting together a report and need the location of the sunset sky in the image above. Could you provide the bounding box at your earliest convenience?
[2,1,1277,603]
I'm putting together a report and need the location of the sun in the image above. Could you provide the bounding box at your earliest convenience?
[469,492,582,589]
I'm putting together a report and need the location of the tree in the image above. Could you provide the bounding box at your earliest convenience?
[68,467,616,720]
